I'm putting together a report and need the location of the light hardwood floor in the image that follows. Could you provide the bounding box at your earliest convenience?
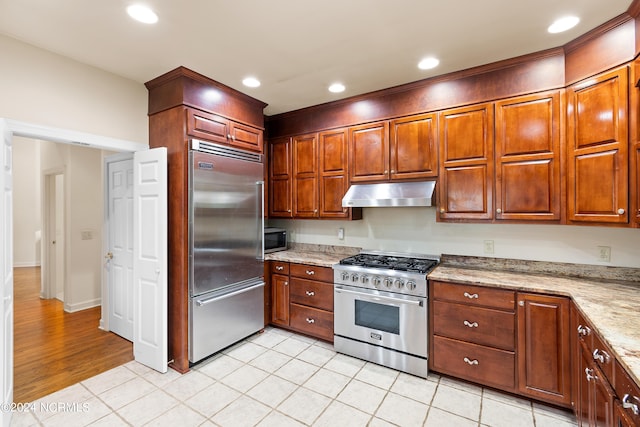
[13,267,133,403]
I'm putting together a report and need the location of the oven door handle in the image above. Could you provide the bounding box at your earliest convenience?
[334,287,423,306]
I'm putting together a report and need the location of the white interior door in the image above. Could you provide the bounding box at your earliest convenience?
[106,155,134,341]
[1,122,14,427]
[133,147,167,373]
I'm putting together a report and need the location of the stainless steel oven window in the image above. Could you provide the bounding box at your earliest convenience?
[354,300,400,334]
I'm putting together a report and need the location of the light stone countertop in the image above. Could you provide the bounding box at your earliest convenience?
[264,243,361,268]
[429,256,640,386]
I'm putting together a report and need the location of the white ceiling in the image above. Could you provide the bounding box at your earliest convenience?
[0,0,633,115]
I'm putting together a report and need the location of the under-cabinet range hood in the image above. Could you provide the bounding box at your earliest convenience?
[341,181,436,208]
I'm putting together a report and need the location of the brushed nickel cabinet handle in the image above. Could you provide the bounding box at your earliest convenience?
[618,208,625,215]
[463,320,478,328]
[463,292,479,299]
[593,348,610,364]
[275,266,284,271]
[577,324,591,337]
[463,357,479,365]
[622,394,640,415]
[305,291,315,296]
[306,270,315,275]
[306,318,315,324]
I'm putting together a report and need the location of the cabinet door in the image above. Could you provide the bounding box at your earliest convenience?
[319,128,350,218]
[495,91,562,221]
[268,137,292,218]
[271,273,290,326]
[186,108,230,145]
[517,293,571,407]
[292,133,319,218]
[349,121,389,182]
[230,122,263,152]
[438,103,494,220]
[567,66,629,224]
[632,60,640,227]
[389,113,438,180]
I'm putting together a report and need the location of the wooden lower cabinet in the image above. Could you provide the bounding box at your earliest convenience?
[517,293,572,406]
[431,281,572,408]
[268,261,334,342]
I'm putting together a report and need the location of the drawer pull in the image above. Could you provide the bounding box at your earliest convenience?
[275,266,284,271]
[592,348,610,364]
[585,368,597,382]
[305,318,315,324]
[305,291,315,296]
[577,324,591,337]
[463,292,479,299]
[463,320,478,328]
[622,394,640,415]
[306,270,315,275]
[463,357,479,365]
[284,281,288,286]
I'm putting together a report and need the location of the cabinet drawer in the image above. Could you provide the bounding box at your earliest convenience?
[433,335,516,391]
[592,330,615,384]
[270,262,289,275]
[290,278,333,311]
[433,300,515,350]
[290,304,333,341]
[432,281,515,310]
[290,263,333,283]
[614,360,640,425]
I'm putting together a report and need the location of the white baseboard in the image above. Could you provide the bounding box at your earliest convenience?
[64,298,101,313]
[13,262,41,268]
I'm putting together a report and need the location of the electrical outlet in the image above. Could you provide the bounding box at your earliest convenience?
[338,227,344,240]
[597,246,611,262]
[483,240,494,254]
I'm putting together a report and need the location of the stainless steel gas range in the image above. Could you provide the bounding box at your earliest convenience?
[332,251,439,378]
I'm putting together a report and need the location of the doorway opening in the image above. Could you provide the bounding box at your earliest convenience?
[12,138,133,402]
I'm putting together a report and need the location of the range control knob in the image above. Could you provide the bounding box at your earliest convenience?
[384,278,393,288]
[361,275,370,284]
[351,273,359,282]
[405,280,417,291]
[394,279,404,289]
[341,272,350,281]
[373,277,382,288]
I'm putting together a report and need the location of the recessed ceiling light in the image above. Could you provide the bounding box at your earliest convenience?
[329,83,345,93]
[548,16,579,33]
[127,4,158,24]
[418,57,440,70]
[242,77,261,88]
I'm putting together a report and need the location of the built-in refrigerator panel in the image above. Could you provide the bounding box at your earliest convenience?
[189,147,264,298]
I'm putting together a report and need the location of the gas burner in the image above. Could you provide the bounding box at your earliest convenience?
[339,252,438,274]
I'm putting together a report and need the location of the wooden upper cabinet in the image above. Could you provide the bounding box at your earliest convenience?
[187,108,263,152]
[438,103,494,220]
[292,133,319,218]
[319,128,350,218]
[389,113,438,180]
[567,66,629,224]
[349,121,390,182]
[494,91,562,221]
[633,60,640,228]
[268,137,293,218]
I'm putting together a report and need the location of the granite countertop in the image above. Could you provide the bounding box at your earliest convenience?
[429,255,640,386]
[264,243,361,268]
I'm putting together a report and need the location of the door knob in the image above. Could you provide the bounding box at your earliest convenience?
[105,252,113,260]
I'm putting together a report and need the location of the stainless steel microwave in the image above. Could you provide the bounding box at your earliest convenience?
[264,227,287,253]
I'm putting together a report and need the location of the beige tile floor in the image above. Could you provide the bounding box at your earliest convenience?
[10,327,578,426]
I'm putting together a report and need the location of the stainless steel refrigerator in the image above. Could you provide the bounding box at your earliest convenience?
[188,139,264,363]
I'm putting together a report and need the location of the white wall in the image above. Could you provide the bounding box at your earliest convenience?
[12,138,41,267]
[270,207,640,268]
[0,34,147,143]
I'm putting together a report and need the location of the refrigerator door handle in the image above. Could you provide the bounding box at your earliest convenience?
[257,180,265,260]
[195,281,265,307]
